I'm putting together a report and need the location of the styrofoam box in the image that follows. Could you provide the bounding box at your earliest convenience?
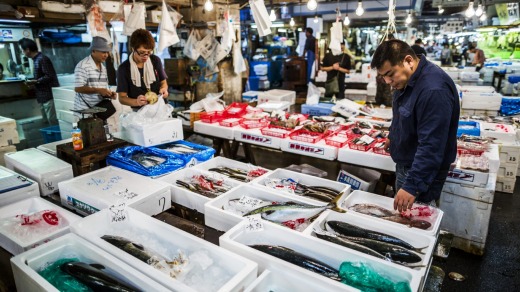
[53,98,74,112]
[461,92,503,110]
[497,162,518,178]
[11,234,168,292]
[0,197,80,255]
[350,115,392,127]
[51,86,75,102]
[442,173,496,203]
[192,156,271,184]
[451,236,486,256]
[36,138,72,156]
[219,219,422,292]
[16,116,45,140]
[258,89,296,105]
[58,166,171,216]
[485,143,501,174]
[495,176,515,194]
[99,0,121,13]
[40,1,85,12]
[254,168,350,203]
[4,148,73,197]
[256,101,291,112]
[480,122,517,143]
[58,119,73,133]
[499,142,520,164]
[460,85,496,93]
[0,116,20,147]
[234,127,282,149]
[304,210,436,290]
[281,139,338,161]
[341,190,443,236]
[345,89,368,101]
[460,71,480,82]
[447,167,489,188]
[72,207,258,292]
[205,184,336,232]
[336,166,380,192]
[444,70,461,80]
[56,109,79,124]
[0,145,16,166]
[0,166,39,207]
[439,191,492,245]
[121,118,183,147]
[159,167,241,213]
[194,120,236,140]
[337,146,396,172]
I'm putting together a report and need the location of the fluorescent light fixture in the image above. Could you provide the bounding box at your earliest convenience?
[0,19,30,24]
[356,0,364,16]
[251,22,286,29]
[307,0,318,11]
[278,28,287,32]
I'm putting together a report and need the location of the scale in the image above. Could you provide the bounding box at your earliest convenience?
[71,107,107,148]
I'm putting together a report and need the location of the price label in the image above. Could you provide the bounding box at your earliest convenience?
[244,214,264,233]
[238,196,264,210]
[509,156,516,162]
[108,201,129,223]
[359,135,375,145]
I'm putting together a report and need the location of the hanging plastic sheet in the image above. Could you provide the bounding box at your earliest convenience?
[122,2,146,36]
[111,27,120,68]
[158,0,182,51]
[329,21,343,55]
[249,0,272,37]
[107,146,186,177]
[220,12,236,53]
[183,30,201,61]
[233,41,247,75]
[87,3,111,41]
[154,140,216,167]
[197,32,218,60]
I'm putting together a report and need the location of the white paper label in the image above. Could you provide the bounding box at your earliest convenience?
[109,201,129,223]
[244,214,264,232]
[238,195,264,210]
[359,135,375,145]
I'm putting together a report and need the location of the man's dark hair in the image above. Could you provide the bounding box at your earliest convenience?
[415,39,422,44]
[18,38,38,52]
[305,27,313,34]
[468,44,475,50]
[370,39,417,70]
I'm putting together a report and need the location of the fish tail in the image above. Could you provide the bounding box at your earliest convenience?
[329,192,346,213]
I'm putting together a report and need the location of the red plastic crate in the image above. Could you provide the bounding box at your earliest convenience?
[219,117,243,127]
[348,135,376,152]
[325,134,350,148]
[372,138,390,156]
[457,149,485,156]
[289,129,325,144]
[239,119,269,129]
[261,125,293,138]
[225,102,249,117]
[200,111,225,123]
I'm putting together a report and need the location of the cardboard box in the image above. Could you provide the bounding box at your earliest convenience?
[121,118,183,147]
[336,165,380,192]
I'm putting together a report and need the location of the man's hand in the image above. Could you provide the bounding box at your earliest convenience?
[384,138,391,153]
[136,95,148,106]
[159,88,169,98]
[99,88,114,98]
[333,63,340,70]
[394,189,416,212]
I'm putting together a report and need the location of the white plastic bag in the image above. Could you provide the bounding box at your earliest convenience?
[158,0,182,51]
[233,42,247,75]
[121,97,173,127]
[189,91,225,112]
[306,82,320,105]
[183,30,201,61]
[122,2,146,36]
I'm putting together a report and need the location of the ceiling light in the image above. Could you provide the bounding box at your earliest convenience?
[405,12,412,24]
[480,11,487,21]
[438,5,444,14]
[307,0,317,11]
[269,9,276,22]
[475,4,483,17]
[290,17,295,27]
[465,1,475,18]
[204,0,213,12]
[314,15,319,23]
[355,0,364,16]
[344,14,350,26]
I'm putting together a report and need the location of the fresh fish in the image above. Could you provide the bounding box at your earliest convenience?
[132,153,165,168]
[300,190,337,202]
[341,236,423,263]
[101,235,165,264]
[315,233,387,260]
[164,144,199,154]
[250,245,340,281]
[349,203,395,217]
[326,221,424,251]
[224,198,272,215]
[381,215,432,230]
[61,261,141,292]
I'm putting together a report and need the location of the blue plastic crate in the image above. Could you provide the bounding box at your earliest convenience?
[301,103,335,116]
[508,75,520,84]
[39,125,62,143]
[249,76,260,91]
[457,121,480,137]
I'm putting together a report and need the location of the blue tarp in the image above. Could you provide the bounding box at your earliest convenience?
[107,146,186,177]
[154,140,215,167]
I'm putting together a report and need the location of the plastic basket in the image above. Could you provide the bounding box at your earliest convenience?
[260,125,293,138]
[348,135,376,152]
[239,119,269,129]
[372,138,390,156]
[289,129,325,144]
[219,118,243,127]
[224,102,249,117]
[200,111,226,123]
[324,134,349,148]
[39,125,62,143]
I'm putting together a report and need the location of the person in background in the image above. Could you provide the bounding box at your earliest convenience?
[117,29,168,110]
[19,38,59,125]
[469,44,486,71]
[440,43,452,66]
[411,39,427,57]
[0,63,3,80]
[370,39,459,211]
[73,36,116,114]
[302,27,316,83]
[321,41,352,100]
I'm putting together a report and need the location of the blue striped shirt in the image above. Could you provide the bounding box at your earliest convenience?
[73,55,108,112]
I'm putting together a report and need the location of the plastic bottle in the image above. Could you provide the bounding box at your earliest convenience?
[104,124,113,142]
[71,123,83,151]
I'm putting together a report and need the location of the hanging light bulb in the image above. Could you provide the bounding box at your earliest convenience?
[307,0,318,11]
[355,0,364,16]
[438,5,444,14]
[269,9,276,21]
[204,0,213,12]
[480,11,487,21]
[405,11,412,24]
[465,1,475,18]
[314,15,319,23]
[344,14,350,26]
[475,4,483,17]
[290,17,295,27]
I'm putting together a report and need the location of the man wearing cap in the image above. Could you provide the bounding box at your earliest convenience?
[73,36,116,114]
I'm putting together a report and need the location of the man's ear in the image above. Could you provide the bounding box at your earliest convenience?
[403,55,415,66]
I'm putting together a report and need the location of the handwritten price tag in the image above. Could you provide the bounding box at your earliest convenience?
[238,196,264,210]
[244,214,264,233]
[113,189,138,200]
[108,201,129,223]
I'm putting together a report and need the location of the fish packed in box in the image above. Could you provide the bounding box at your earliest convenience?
[457,135,493,156]
[348,203,438,230]
[262,178,344,203]
[0,209,69,243]
[260,112,307,138]
[208,165,268,183]
[132,153,166,168]
[176,174,232,198]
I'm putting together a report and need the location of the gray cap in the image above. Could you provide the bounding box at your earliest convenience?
[89,36,111,52]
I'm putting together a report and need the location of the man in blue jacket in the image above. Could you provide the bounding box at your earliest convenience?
[370,39,459,212]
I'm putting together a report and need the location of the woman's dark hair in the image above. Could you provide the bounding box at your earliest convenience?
[129,29,155,51]
[370,39,417,70]
[18,38,38,52]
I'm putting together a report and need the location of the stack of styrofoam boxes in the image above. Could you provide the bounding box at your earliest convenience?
[361,63,376,83]
[258,89,296,112]
[254,64,269,90]
[366,81,376,103]
[4,148,73,197]
[459,66,483,86]
[15,116,45,149]
[0,116,19,166]
[344,89,368,102]
[443,67,461,82]
[495,143,520,193]
[52,86,76,139]
[460,90,503,117]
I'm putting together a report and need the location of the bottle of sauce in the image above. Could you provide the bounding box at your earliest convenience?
[71,123,83,151]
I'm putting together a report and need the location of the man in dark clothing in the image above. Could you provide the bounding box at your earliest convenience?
[303,27,316,83]
[321,42,352,99]
[371,39,459,212]
[19,38,59,125]
[411,39,427,57]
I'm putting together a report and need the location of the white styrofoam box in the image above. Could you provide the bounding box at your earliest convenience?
[344,89,368,101]
[337,146,396,172]
[194,120,236,140]
[40,1,86,13]
[341,190,443,236]
[445,70,460,80]
[0,166,39,207]
[4,148,73,197]
[361,63,376,82]
[495,176,515,193]
[497,162,518,178]
[59,166,171,216]
[447,167,489,188]
[485,143,501,174]
[205,184,331,232]
[234,127,282,149]
[336,165,380,192]
[0,145,16,166]
[120,118,183,147]
[451,236,486,256]
[11,234,168,292]
[344,72,365,83]
[256,101,291,112]
[53,98,74,112]
[192,156,271,184]
[366,81,376,96]
[242,91,261,102]
[460,85,496,93]
[304,210,436,289]
[281,139,338,161]
[72,207,258,292]
[60,131,72,139]
[159,168,241,213]
[460,71,481,82]
[481,122,517,143]
[0,116,20,146]
[253,64,268,76]
[36,138,72,156]
[0,197,80,255]
[147,10,179,23]
[350,115,392,127]
[52,86,75,102]
[258,89,296,105]
[439,191,492,245]
[56,110,79,124]
[254,168,350,203]
[461,92,503,110]
[442,173,496,203]
[220,219,422,292]
[99,0,121,13]
[58,119,73,133]
[16,116,45,140]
